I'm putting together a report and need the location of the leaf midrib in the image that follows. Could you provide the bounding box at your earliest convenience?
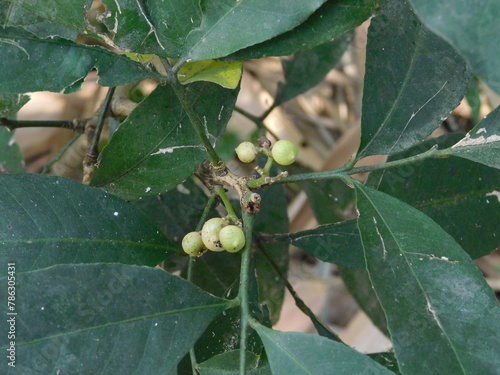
[359,24,425,158]
[357,185,467,375]
[2,302,228,350]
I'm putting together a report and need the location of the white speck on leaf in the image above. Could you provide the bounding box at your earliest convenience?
[477,128,487,134]
[113,212,119,217]
[373,217,387,259]
[145,187,151,193]
[176,184,191,195]
[452,133,500,148]
[151,145,204,155]
[486,190,500,202]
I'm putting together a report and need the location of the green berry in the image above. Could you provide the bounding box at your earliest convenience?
[219,225,245,253]
[182,232,205,256]
[271,140,299,166]
[201,218,227,252]
[235,142,258,163]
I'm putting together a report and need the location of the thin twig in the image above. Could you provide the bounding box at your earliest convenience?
[234,106,279,141]
[0,118,87,132]
[82,87,116,185]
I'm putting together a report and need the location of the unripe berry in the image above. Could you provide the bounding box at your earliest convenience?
[182,231,205,256]
[235,142,258,163]
[271,140,299,166]
[219,225,245,253]
[201,218,227,252]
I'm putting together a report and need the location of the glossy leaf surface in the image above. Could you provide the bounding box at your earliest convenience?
[92,83,238,199]
[0,128,24,174]
[0,175,172,277]
[355,183,500,374]
[287,220,363,269]
[0,27,154,93]
[0,92,29,116]
[94,0,327,61]
[229,0,376,59]
[198,350,271,375]
[368,134,500,259]
[449,105,500,169]
[0,264,229,374]
[255,325,393,375]
[409,0,500,93]
[357,0,472,158]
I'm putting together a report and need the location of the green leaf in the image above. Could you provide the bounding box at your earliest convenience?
[179,0,328,61]
[186,253,268,366]
[255,184,289,323]
[92,83,238,200]
[368,134,500,259]
[275,34,352,106]
[132,179,215,247]
[0,264,229,374]
[301,178,356,224]
[0,174,173,277]
[355,183,500,374]
[287,220,364,269]
[228,0,377,60]
[448,105,500,169]
[338,266,389,337]
[0,92,29,116]
[198,350,271,375]
[357,0,472,158]
[368,352,401,375]
[94,0,203,56]
[254,325,394,375]
[0,128,24,173]
[2,0,83,40]
[93,0,327,60]
[409,0,500,93]
[178,60,243,89]
[0,27,154,93]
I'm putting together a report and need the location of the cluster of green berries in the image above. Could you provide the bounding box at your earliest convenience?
[235,139,299,166]
[182,218,245,257]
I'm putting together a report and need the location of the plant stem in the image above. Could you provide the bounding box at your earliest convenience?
[161,57,224,167]
[87,87,116,161]
[42,134,81,174]
[0,117,87,132]
[238,209,255,375]
[234,106,279,140]
[214,186,238,223]
[276,145,442,184]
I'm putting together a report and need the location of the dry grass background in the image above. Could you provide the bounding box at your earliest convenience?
[11,19,500,354]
